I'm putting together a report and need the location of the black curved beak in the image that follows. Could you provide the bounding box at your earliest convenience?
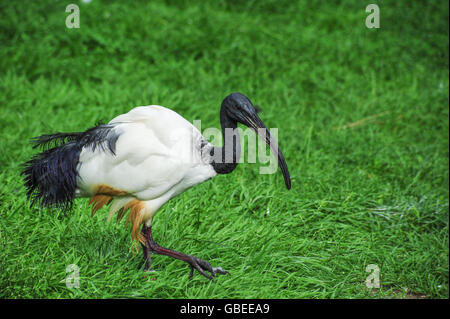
[243,112,291,190]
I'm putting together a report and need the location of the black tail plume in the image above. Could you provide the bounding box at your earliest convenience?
[21,124,120,210]
[22,142,82,210]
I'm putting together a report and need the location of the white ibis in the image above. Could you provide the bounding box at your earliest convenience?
[22,93,291,280]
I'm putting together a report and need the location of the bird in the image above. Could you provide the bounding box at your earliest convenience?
[21,92,291,280]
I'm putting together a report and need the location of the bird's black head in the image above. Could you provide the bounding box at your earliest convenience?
[220,92,291,190]
[221,92,258,125]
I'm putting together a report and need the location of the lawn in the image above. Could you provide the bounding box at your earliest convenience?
[0,0,448,298]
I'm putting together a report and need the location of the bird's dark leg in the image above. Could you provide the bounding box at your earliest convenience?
[141,225,229,281]
[140,232,153,271]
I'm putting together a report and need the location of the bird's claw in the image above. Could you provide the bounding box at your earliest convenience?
[188,256,230,281]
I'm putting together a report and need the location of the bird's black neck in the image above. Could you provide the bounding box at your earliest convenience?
[210,107,241,174]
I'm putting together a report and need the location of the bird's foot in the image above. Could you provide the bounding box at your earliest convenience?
[187,256,229,281]
[141,225,229,281]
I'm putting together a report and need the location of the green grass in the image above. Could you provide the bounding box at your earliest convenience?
[0,0,448,299]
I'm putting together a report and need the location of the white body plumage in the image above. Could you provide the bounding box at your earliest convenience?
[76,105,216,231]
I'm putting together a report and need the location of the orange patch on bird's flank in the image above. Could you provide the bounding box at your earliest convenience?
[89,184,127,217]
[123,199,146,244]
[88,185,147,244]
[95,184,128,196]
[89,194,112,216]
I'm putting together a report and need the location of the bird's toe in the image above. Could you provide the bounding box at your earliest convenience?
[188,257,228,281]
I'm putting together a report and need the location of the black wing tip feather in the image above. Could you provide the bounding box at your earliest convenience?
[21,144,79,211]
[22,123,121,211]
